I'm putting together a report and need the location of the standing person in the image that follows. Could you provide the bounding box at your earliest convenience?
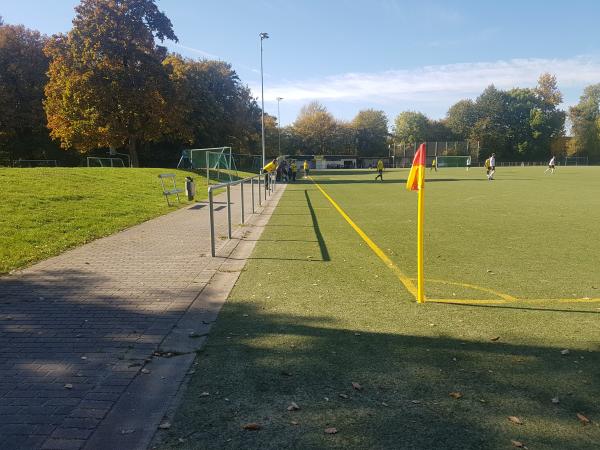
[489,153,496,180]
[545,156,556,174]
[303,160,310,178]
[263,158,277,189]
[430,157,437,172]
[484,157,491,180]
[466,156,471,171]
[375,159,384,181]
[290,161,297,182]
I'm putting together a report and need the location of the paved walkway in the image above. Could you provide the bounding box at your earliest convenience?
[0,180,285,450]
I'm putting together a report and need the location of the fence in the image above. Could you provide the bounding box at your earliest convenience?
[208,171,277,257]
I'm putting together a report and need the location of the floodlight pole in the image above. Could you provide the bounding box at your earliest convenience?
[276,97,283,156]
[260,32,269,168]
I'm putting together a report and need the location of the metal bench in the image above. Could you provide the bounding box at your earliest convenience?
[158,174,184,206]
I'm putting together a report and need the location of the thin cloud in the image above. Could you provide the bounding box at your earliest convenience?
[256,56,600,104]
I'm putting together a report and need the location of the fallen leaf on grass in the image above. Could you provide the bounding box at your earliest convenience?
[280,371,293,377]
[324,427,338,434]
[352,382,363,391]
[290,421,299,426]
[199,392,210,397]
[411,400,421,404]
[576,413,590,425]
[243,423,261,431]
[490,336,500,341]
[158,421,171,429]
[511,439,527,448]
[449,392,463,399]
[560,349,570,356]
[339,393,349,399]
[287,402,300,411]
[551,397,560,404]
[508,416,523,425]
[381,402,389,407]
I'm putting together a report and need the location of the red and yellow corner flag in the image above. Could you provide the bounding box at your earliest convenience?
[406,143,426,303]
[406,143,426,191]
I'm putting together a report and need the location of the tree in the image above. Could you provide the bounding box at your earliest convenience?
[164,54,262,154]
[0,23,52,160]
[352,109,388,156]
[446,99,477,139]
[393,111,430,143]
[44,0,179,166]
[568,83,600,158]
[293,101,336,154]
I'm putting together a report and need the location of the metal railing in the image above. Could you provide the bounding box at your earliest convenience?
[208,171,277,257]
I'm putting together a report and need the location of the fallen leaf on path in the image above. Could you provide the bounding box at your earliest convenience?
[490,336,500,341]
[508,416,523,425]
[64,384,73,389]
[324,427,338,434]
[449,392,463,399]
[158,421,171,429]
[141,368,151,374]
[352,382,363,391]
[511,439,526,448]
[287,402,300,411]
[243,423,261,430]
[576,413,590,425]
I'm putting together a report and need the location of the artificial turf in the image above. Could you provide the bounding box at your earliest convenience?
[160,167,600,449]
[0,167,217,274]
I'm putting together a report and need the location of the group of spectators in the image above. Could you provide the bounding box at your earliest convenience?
[262,158,310,186]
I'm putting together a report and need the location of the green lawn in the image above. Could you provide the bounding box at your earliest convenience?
[0,167,211,274]
[160,167,600,449]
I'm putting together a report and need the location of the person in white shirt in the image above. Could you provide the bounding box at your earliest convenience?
[545,156,556,174]
[488,153,496,180]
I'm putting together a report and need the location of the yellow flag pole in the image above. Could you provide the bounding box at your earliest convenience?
[417,168,425,303]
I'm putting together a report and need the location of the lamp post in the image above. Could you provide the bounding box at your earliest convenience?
[259,32,269,168]
[276,97,283,156]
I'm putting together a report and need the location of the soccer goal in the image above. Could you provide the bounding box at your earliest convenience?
[178,147,239,184]
[86,157,126,167]
[13,159,58,168]
[436,155,471,168]
[564,156,588,166]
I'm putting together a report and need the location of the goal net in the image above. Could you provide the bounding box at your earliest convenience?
[87,157,126,167]
[564,156,588,166]
[178,147,239,184]
[13,159,58,168]
[436,155,471,168]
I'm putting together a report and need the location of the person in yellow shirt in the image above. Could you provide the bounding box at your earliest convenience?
[303,160,310,178]
[290,161,297,182]
[375,159,384,181]
[262,158,277,189]
[430,157,437,172]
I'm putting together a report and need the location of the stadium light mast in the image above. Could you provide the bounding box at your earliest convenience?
[276,97,283,156]
[259,32,269,167]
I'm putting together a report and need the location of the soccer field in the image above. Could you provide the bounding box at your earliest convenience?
[162,167,600,450]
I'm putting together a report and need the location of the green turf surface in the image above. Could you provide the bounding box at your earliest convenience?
[0,167,216,274]
[160,167,600,449]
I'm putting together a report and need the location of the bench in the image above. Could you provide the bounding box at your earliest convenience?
[158,174,184,206]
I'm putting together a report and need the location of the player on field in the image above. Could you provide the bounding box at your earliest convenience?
[484,157,491,179]
[263,158,277,189]
[488,153,496,180]
[545,156,556,174]
[430,157,437,172]
[303,160,310,178]
[290,161,297,181]
[375,159,384,181]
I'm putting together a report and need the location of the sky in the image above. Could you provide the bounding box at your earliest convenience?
[3,0,600,126]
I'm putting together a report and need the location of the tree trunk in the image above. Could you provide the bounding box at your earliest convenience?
[128,136,139,167]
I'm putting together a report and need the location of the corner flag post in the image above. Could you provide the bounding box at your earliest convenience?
[406,143,427,303]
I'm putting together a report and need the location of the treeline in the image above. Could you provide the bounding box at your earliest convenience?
[1,2,600,166]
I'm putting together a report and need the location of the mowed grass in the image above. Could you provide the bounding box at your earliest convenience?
[160,167,600,449]
[0,167,208,274]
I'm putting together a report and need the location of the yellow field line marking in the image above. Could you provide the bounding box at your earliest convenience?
[309,178,418,299]
[428,299,508,305]
[422,278,517,302]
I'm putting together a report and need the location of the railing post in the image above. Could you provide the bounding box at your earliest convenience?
[240,181,245,224]
[251,177,255,214]
[209,188,216,257]
[258,175,262,206]
[226,184,232,239]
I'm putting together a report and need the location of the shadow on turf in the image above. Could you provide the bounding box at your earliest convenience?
[161,302,600,450]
